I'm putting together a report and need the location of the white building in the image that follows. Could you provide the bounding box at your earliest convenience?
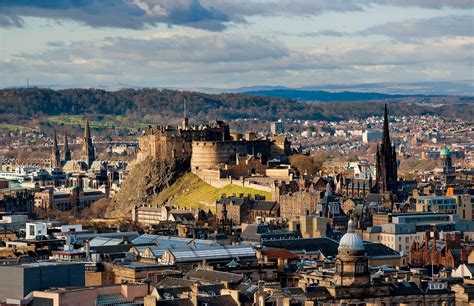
[25,222,48,239]
[362,130,382,144]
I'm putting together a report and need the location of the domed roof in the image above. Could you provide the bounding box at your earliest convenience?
[440,147,451,157]
[338,220,365,252]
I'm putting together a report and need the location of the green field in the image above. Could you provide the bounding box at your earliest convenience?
[152,172,271,212]
[46,115,151,131]
[0,124,31,132]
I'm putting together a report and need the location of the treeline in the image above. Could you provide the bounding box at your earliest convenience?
[0,88,472,123]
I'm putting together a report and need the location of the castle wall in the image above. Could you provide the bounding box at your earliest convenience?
[191,140,271,171]
[137,134,192,162]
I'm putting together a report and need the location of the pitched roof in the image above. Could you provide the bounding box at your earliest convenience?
[252,200,277,211]
[364,242,401,257]
[261,249,298,259]
[262,238,339,257]
[185,268,243,284]
[198,295,238,306]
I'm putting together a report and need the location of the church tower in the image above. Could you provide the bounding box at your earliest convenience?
[334,220,370,286]
[81,118,95,168]
[375,104,398,196]
[62,132,71,163]
[50,131,61,168]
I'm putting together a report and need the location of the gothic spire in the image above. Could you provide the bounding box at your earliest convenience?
[82,118,95,168]
[63,132,71,162]
[51,130,61,168]
[382,104,390,147]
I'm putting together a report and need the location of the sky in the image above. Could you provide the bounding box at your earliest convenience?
[0,0,473,89]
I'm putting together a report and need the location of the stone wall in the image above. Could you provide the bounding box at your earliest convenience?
[191,140,271,171]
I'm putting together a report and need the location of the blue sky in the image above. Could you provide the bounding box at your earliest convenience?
[0,0,472,88]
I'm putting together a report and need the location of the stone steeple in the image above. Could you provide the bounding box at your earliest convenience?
[50,130,61,168]
[81,118,95,168]
[375,104,398,198]
[62,132,71,162]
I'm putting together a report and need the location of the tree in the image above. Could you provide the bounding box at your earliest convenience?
[289,154,324,176]
[81,198,110,219]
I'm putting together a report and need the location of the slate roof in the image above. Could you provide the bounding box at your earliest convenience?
[185,268,243,284]
[364,242,401,257]
[156,277,195,287]
[156,299,193,306]
[252,200,277,211]
[241,224,300,242]
[198,295,238,306]
[217,197,246,206]
[389,281,424,296]
[262,238,339,257]
[306,286,332,300]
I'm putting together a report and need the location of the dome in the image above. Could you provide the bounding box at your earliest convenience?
[338,220,365,252]
[440,147,451,157]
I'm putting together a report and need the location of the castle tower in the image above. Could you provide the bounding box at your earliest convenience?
[334,220,370,286]
[81,118,95,168]
[62,132,71,163]
[50,131,61,168]
[375,104,398,197]
[182,99,189,130]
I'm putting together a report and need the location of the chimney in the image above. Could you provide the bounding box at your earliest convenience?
[191,283,199,306]
[84,239,91,260]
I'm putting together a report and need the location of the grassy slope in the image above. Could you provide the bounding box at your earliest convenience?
[152,172,271,212]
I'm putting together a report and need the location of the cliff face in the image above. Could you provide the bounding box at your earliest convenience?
[105,157,189,219]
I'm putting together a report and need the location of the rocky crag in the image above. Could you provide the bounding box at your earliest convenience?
[105,157,189,219]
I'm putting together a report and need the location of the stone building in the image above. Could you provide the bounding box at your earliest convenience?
[278,190,321,220]
[410,230,468,268]
[137,120,230,163]
[34,186,105,211]
[0,188,35,215]
[215,194,273,225]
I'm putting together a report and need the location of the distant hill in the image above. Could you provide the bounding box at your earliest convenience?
[242,89,418,102]
[0,88,472,124]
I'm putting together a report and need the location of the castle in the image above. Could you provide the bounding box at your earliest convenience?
[137,109,291,177]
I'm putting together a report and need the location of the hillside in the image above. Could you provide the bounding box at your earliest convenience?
[105,157,190,219]
[0,88,473,124]
[151,172,272,213]
[243,89,415,102]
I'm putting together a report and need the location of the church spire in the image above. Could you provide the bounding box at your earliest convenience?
[63,132,71,162]
[382,103,390,147]
[51,130,61,168]
[375,104,398,202]
[82,118,95,168]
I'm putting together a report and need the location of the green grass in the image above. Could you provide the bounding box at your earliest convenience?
[46,115,151,131]
[0,124,30,132]
[152,172,271,212]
